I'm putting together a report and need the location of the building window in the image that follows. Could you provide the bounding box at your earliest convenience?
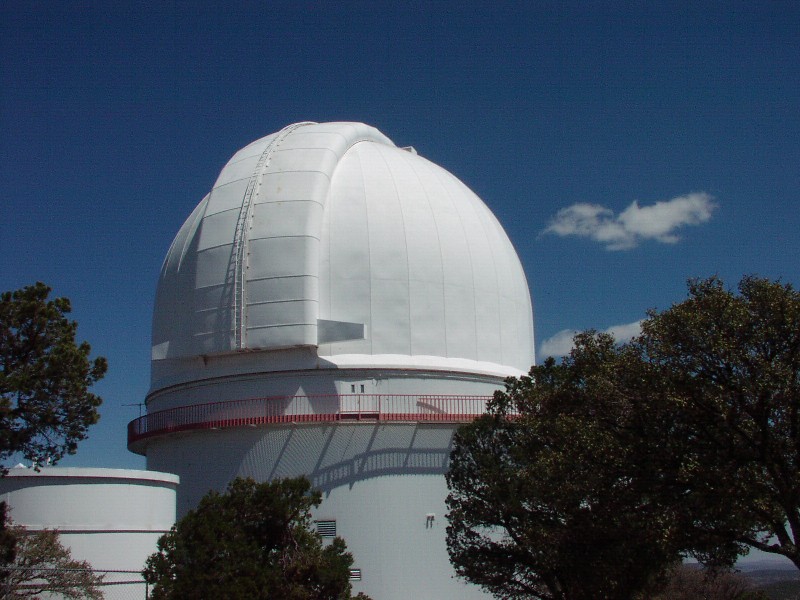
[349,568,362,581]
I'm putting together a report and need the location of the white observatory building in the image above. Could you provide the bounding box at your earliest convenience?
[128,121,534,599]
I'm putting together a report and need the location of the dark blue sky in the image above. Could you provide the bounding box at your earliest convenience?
[2,2,799,483]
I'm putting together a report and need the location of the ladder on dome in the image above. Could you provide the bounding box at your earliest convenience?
[229,122,314,350]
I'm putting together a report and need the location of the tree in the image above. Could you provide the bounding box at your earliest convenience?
[143,477,369,600]
[446,275,800,599]
[0,503,16,592]
[640,276,800,568]
[446,332,743,600]
[651,564,767,600]
[0,521,103,599]
[0,283,107,470]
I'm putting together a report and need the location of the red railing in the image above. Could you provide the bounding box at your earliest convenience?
[127,394,493,449]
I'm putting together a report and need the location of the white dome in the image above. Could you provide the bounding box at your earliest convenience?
[151,122,533,384]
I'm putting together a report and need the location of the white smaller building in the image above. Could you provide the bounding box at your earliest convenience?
[0,467,178,599]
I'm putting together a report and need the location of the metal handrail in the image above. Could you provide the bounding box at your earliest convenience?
[127,394,493,447]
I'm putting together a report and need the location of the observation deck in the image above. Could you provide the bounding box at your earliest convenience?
[127,394,493,455]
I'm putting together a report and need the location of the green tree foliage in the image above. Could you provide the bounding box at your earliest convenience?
[0,283,107,470]
[640,276,800,568]
[0,504,15,564]
[0,503,17,592]
[447,333,737,600]
[651,564,768,600]
[446,275,800,599]
[0,521,103,599]
[143,477,370,600]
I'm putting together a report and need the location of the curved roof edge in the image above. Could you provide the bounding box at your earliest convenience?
[2,467,179,485]
[148,347,523,395]
[323,354,525,379]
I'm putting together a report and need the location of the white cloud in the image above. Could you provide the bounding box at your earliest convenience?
[543,193,716,250]
[539,329,578,358]
[604,320,642,343]
[538,320,643,359]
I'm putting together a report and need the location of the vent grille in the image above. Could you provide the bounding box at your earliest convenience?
[315,520,336,537]
[349,568,362,581]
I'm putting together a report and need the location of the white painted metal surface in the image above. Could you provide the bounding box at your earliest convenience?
[0,468,178,599]
[151,122,533,381]
[141,122,535,600]
[145,423,488,600]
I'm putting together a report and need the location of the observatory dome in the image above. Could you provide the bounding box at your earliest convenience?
[137,122,534,599]
[150,122,533,391]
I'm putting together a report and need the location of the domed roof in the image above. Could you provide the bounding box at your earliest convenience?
[152,122,534,377]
